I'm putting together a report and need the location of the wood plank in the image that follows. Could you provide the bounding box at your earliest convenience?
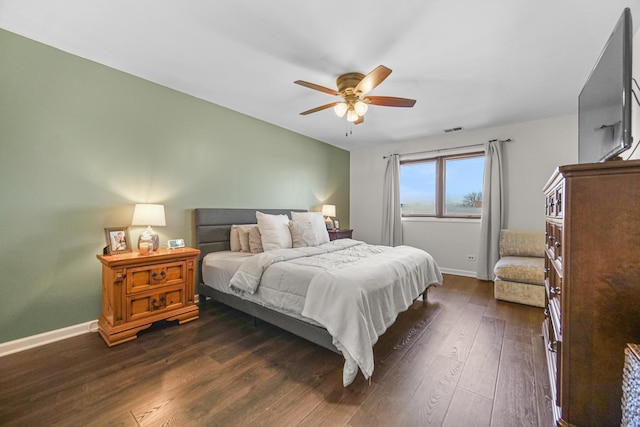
[457,316,505,399]
[442,388,493,427]
[395,303,487,426]
[491,335,539,426]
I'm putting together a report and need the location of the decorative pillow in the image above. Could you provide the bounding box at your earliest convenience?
[291,211,330,246]
[249,226,263,253]
[236,224,258,252]
[256,211,292,251]
[230,225,241,252]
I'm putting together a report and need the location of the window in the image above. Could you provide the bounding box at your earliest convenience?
[400,152,485,218]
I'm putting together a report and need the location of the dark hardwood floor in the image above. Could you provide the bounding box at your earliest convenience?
[0,274,552,426]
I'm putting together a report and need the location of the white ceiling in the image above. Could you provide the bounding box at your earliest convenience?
[1,0,639,151]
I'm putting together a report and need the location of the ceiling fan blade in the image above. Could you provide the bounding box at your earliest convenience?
[300,102,340,115]
[365,96,416,108]
[294,80,340,96]
[354,115,364,125]
[354,65,392,95]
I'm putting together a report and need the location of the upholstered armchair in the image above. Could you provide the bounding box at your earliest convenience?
[493,229,545,307]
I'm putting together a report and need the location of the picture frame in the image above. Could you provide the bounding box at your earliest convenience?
[104,227,132,255]
[168,238,185,249]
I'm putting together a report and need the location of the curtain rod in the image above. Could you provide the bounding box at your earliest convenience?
[382,138,512,159]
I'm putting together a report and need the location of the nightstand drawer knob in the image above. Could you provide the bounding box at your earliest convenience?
[151,271,167,281]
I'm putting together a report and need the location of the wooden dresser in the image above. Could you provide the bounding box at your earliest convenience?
[542,160,640,426]
[97,247,200,346]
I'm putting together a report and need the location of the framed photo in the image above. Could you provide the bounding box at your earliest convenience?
[104,227,132,255]
[168,238,185,249]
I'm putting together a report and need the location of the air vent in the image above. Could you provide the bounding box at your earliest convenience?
[444,126,464,133]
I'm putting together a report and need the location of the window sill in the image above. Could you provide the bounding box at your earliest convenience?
[402,216,481,224]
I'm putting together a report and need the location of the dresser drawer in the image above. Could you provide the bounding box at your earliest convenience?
[126,261,187,294]
[127,284,186,322]
[545,223,563,264]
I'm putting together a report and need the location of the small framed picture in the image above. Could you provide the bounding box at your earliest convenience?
[334,219,340,229]
[104,227,132,255]
[168,238,185,249]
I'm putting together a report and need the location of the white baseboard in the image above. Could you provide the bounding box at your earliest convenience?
[439,267,477,278]
[0,320,98,358]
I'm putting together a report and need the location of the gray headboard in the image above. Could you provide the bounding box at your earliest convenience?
[194,208,305,262]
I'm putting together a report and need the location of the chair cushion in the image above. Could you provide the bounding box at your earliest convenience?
[494,256,544,285]
[499,229,545,257]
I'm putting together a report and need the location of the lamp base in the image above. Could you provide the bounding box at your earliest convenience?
[138,226,160,251]
[325,217,335,230]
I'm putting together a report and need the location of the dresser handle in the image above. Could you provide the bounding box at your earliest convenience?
[554,241,561,248]
[151,296,166,309]
[550,286,562,296]
[548,341,557,353]
[548,235,555,242]
[151,271,166,281]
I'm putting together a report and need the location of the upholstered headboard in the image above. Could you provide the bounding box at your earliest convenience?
[193,208,305,261]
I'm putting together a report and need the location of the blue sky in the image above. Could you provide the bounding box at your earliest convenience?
[400,157,484,204]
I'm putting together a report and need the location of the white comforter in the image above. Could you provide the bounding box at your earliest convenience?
[229,239,443,386]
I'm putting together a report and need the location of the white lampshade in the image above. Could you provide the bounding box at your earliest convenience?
[131,204,166,227]
[334,102,348,117]
[322,204,336,218]
[354,100,368,116]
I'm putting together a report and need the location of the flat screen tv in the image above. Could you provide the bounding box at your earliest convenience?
[578,7,633,163]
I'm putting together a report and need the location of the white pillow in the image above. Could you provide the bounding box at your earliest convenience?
[289,220,319,248]
[291,211,330,246]
[230,225,241,252]
[256,211,292,251]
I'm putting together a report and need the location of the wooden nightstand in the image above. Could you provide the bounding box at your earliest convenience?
[328,228,353,241]
[96,247,200,347]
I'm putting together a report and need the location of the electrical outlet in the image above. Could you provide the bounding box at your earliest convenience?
[466,254,477,261]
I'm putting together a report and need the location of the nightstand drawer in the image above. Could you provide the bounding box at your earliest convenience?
[328,229,353,240]
[126,261,187,294]
[127,284,185,322]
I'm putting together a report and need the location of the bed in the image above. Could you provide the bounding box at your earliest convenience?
[194,208,443,386]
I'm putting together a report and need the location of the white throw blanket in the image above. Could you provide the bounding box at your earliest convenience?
[229,240,443,386]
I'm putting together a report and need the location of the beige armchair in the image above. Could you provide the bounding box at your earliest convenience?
[493,229,545,307]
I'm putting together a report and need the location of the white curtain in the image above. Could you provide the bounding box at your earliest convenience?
[382,154,403,246]
[476,140,504,280]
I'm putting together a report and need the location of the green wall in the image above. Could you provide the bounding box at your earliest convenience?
[0,29,350,343]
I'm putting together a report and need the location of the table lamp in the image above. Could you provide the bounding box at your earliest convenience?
[322,204,336,230]
[131,203,166,251]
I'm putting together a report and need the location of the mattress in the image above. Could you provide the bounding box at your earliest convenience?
[201,250,320,324]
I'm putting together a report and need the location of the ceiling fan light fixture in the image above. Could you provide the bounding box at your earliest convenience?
[346,109,359,122]
[334,102,348,117]
[354,100,368,116]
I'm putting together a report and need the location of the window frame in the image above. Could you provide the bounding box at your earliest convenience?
[400,151,485,219]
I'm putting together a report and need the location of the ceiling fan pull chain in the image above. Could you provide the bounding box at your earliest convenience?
[345,122,353,137]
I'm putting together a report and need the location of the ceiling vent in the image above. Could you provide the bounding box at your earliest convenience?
[444,126,464,133]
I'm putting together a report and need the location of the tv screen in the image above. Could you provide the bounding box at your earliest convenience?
[578,8,633,163]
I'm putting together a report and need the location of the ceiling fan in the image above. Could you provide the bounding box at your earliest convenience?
[294,65,416,125]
